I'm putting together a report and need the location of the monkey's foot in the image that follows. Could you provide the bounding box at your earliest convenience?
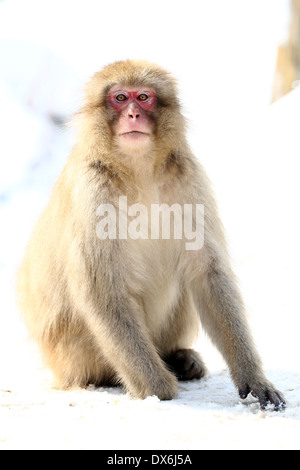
[165,349,207,381]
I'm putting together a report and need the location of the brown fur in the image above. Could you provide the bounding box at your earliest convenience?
[17,60,285,408]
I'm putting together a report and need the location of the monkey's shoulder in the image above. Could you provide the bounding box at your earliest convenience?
[87,160,120,185]
[163,151,198,179]
[58,157,121,204]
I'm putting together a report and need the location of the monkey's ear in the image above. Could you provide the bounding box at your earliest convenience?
[82,73,111,110]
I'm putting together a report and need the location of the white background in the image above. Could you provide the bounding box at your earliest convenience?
[0,0,300,450]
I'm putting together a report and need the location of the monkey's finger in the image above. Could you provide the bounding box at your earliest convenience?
[257,391,269,410]
[266,390,286,411]
[239,385,251,399]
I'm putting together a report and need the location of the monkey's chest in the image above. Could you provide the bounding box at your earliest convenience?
[126,238,184,331]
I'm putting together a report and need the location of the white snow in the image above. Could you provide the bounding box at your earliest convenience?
[0,0,300,451]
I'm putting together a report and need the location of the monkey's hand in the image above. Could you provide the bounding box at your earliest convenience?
[126,364,178,401]
[238,380,286,411]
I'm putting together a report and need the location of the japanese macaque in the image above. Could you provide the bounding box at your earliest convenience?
[17,60,286,410]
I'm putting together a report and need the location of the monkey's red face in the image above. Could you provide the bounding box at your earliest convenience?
[108,86,157,148]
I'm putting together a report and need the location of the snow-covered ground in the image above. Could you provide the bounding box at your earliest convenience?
[0,0,300,451]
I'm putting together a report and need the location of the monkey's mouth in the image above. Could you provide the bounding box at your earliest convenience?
[120,131,150,137]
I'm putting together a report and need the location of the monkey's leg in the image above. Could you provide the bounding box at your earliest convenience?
[40,317,117,389]
[165,349,207,381]
[76,288,178,401]
[45,308,177,399]
[193,261,286,410]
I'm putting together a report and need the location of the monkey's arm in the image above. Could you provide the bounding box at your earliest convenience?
[193,259,286,410]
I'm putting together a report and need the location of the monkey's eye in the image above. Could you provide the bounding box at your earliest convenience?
[115,94,127,102]
[137,94,149,102]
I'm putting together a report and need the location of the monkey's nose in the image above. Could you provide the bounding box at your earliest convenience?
[128,110,140,119]
[128,104,140,120]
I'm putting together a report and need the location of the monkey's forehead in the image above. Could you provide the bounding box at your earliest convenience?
[108,84,156,95]
[99,60,176,86]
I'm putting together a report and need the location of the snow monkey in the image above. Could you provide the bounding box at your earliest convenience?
[17,60,286,410]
